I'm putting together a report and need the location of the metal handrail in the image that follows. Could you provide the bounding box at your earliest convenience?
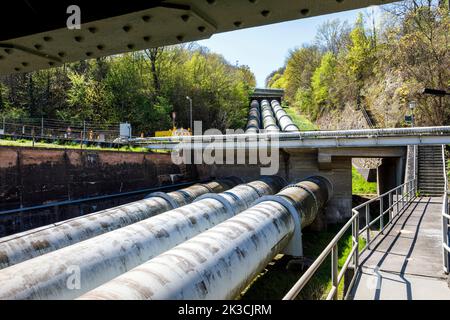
[441,145,449,273]
[359,105,374,129]
[283,178,417,300]
[130,126,450,144]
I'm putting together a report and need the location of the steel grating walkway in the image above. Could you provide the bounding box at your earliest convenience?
[350,197,450,300]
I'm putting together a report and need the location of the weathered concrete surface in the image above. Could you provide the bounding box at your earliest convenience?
[0,146,186,210]
[350,197,450,300]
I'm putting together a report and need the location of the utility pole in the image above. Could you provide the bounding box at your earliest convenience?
[83,120,86,143]
[186,96,193,132]
[409,101,416,128]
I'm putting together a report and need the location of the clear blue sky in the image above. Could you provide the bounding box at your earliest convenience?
[197,6,384,87]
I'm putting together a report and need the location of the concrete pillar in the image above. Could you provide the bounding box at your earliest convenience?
[377,157,405,195]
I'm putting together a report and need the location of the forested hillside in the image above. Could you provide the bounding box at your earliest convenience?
[0,44,255,135]
[266,0,449,129]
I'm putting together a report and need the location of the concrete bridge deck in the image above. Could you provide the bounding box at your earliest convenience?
[350,197,450,300]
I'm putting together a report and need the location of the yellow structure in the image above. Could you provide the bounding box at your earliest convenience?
[155,127,191,137]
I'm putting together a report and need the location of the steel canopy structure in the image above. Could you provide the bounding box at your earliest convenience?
[0,0,398,75]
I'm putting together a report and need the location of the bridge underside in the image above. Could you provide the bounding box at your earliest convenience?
[0,0,398,75]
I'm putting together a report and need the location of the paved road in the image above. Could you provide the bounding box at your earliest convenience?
[351,197,450,300]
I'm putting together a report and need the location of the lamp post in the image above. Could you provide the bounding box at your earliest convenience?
[186,96,193,132]
[409,101,416,127]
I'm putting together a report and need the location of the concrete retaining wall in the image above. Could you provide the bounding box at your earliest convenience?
[0,147,189,210]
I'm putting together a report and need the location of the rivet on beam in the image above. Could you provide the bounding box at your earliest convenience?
[234,21,243,28]
[123,25,132,33]
[74,36,84,42]
[34,44,43,50]
[261,10,271,17]
[181,14,190,22]
[206,0,216,5]
[300,8,310,16]
[43,36,52,42]
[127,44,135,49]
[88,27,98,34]
[176,35,184,41]
[21,62,29,67]
[198,26,206,32]
[85,52,93,57]
[58,52,66,57]
[143,36,151,42]
[142,15,151,22]
[97,45,104,51]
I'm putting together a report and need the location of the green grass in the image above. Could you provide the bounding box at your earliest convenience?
[447,159,450,182]
[0,138,151,153]
[239,225,366,300]
[285,107,318,131]
[352,167,377,195]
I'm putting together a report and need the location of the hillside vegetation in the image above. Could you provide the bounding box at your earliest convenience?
[267,0,449,129]
[0,45,255,135]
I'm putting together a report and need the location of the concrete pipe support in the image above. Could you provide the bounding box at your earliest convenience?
[79,176,332,300]
[0,176,286,300]
[0,177,240,270]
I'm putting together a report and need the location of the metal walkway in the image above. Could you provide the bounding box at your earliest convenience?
[283,177,450,301]
[350,197,450,300]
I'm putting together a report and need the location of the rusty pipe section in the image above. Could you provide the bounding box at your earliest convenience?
[0,177,240,270]
[261,100,280,132]
[0,176,286,300]
[270,100,299,132]
[79,176,332,300]
[245,100,261,134]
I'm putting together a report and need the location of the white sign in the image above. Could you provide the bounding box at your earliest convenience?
[120,123,132,138]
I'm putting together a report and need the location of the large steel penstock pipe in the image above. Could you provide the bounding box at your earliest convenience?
[245,100,261,133]
[261,100,280,132]
[270,100,299,132]
[0,177,240,270]
[0,176,286,300]
[79,176,332,300]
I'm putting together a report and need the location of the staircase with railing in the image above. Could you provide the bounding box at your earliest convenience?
[359,105,376,129]
[418,145,446,196]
